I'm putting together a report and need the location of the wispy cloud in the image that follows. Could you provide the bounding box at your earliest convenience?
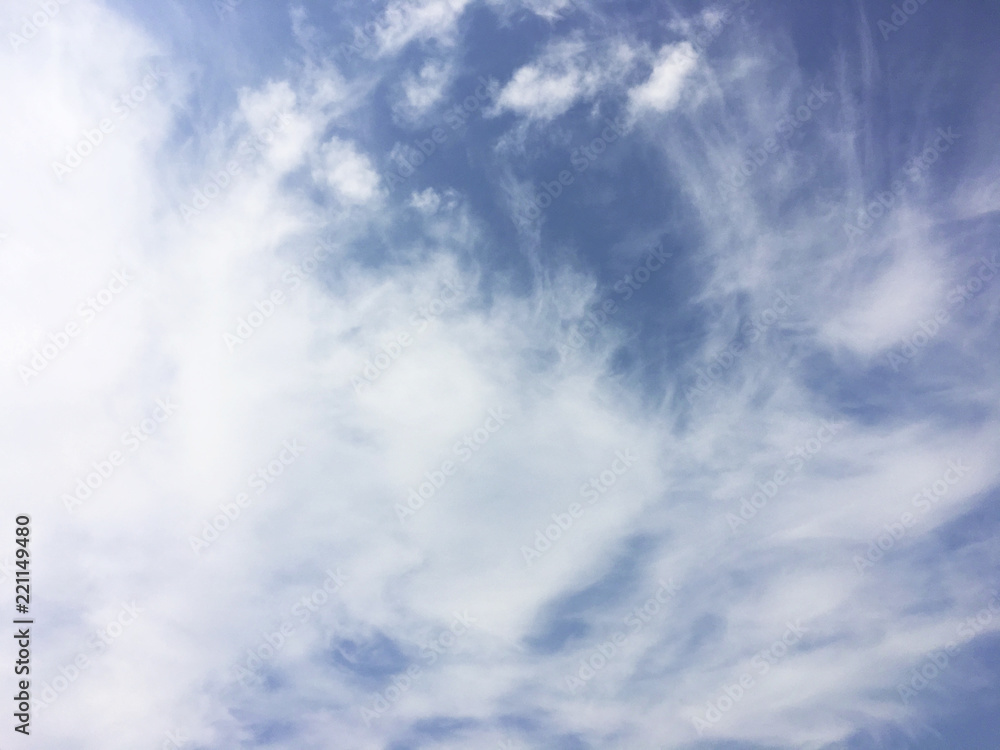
[3,0,999,748]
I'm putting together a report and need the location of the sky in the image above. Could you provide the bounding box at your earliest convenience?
[1,0,999,748]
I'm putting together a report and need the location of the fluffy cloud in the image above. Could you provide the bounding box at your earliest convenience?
[393,59,455,125]
[494,37,639,121]
[627,41,699,117]
[314,136,382,204]
[373,0,474,56]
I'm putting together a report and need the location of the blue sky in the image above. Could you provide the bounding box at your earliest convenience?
[2,0,999,748]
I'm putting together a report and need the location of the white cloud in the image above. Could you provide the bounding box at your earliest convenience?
[494,37,639,121]
[627,41,699,117]
[408,186,461,214]
[517,0,585,22]
[393,59,454,124]
[819,228,948,358]
[409,187,442,213]
[3,1,999,749]
[374,0,474,56]
[314,136,382,204]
